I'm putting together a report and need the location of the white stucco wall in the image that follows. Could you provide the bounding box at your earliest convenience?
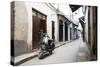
[14,1,29,56]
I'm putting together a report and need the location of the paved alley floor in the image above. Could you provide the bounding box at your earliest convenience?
[21,37,90,66]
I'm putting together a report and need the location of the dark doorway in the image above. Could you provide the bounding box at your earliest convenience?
[65,22,68,41]
[52,21,55,41]
[32,9,47,49]
[70,28,72,40]
[59,20,63,42]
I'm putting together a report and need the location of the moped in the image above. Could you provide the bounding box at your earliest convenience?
[38,31,55,59]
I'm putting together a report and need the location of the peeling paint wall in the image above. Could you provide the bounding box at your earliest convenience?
[14,1,28,56]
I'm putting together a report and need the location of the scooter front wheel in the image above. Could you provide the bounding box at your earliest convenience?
[49,51,52,55]
[38,51,44,59]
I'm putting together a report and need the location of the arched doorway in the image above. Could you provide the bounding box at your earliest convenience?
[65,22,68,41]
[52,21,55,41]
[59,20,63,42]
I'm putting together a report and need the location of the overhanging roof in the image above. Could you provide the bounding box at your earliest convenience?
[69,5,82,12]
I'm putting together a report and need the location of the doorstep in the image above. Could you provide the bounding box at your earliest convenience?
[12,50,38,66]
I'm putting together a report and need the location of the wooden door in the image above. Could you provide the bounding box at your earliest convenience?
[32,16,47,49]
[40,19,46,33]
[32,16,40,49]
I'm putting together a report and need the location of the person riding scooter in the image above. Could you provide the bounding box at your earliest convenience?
[38,30,55,59]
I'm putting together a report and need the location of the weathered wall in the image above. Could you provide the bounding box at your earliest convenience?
[14,1,28,56]
[84,6,97,60]
[84,7,89,44]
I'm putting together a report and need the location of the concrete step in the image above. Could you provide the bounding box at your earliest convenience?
[13,51,38,65]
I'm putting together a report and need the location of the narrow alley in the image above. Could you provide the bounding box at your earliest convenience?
[11,1,97,66]
[21,37,90,65]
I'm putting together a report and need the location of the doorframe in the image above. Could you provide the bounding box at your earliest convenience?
[32,8,47,50]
